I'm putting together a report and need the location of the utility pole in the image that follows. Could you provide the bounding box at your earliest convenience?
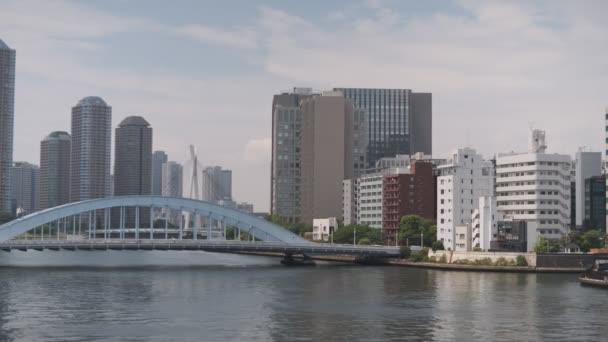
[353,226,357,246]
[420,232,424,248]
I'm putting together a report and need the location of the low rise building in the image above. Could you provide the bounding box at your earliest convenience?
[312,217,337,241]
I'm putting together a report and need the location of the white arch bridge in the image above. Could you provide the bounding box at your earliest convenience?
[0,196,399,259]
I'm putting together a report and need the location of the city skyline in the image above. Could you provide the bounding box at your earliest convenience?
[2,1,608,211]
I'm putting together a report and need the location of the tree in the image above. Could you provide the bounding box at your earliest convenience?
[399,215,436,247]
[0,213,14,225]
[399,246,412,259]
[333,224,382,245]
[265,214,312,236]
[534,238,561,253]
[581,230,604,252]
[431,240,445,252]
[358,237,371,245]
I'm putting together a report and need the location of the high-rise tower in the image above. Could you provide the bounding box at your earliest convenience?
[334,88,432,167]
[0,39,16,213]
[113,116,153,226]
[152,151,167,195]
[40,131,71,210]
[70,96,112,202]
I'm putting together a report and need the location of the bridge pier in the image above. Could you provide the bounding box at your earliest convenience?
[280,253,316,267]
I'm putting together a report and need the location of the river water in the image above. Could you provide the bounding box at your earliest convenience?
[0,251,606,341]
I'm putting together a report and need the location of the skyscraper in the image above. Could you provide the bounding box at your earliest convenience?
[114,116,153,226]
[162,161,183,198]
[201,166,232,203]
[334,88,432,167]
[40,131,71,210]
[152,151,168,196]
[270,89,367,224]
[10,162,39,215]
[0,39,16,213]
[573,150,602,229]
[70,96,112,202]
[162,161,183,226]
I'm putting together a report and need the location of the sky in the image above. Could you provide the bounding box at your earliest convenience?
[2,0,608,212]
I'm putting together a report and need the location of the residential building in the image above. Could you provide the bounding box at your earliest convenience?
[454,225,471,252]
[334,88,432,166]
[0,39,15,213]
[312,217,338,242]
[471,196,501,250]
[573,150,602,229]
[113,116,153,227]
[70,96,112,202]
[271,89,367,224]
[10,162,39,215]
[357,173,385,229]
[489,219,528,252]
[202,166,232,203]
[161,161,183,226]
[496,129,571,251]
[39,131,71,210]
[152,151,168,196]
[436,148,494,251]
[584,176,606,232]
[383,161,435,245]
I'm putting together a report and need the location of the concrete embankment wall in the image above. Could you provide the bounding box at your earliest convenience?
[428,250,536,267]
[536,253,608,268]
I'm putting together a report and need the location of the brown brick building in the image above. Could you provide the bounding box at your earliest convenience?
[383,161,435,245]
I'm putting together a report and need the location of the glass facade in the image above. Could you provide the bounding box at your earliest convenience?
[336,88,410,168]
[0,40,15,213]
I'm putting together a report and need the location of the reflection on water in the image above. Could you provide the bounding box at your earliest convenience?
[0,252,606,341]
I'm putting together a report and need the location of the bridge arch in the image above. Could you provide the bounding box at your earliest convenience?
[0,196,310,244]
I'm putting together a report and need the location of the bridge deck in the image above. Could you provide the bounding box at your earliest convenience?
[0,240,400,257]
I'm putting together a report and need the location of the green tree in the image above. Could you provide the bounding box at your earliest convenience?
[399,246,412,259]
[0,213,14,225]
[333,224,382,245]
[431,240,445,252]
[534,238,561,253]
[399,215,436,247]
[581,230,604,252]
[265,214,312,237]
[358,237,371,245]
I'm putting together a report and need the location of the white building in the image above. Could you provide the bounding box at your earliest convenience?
[357,173,384,229]
[496,129,571,250]
[606,108,608,231]
[574,149,602,228]
[471,196,502,250]
[436,148,494,251]
[312,217,338,241]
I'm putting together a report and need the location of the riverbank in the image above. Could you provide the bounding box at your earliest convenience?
[388,259,584,273]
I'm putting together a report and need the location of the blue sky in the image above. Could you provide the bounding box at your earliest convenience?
[2,0,608,211]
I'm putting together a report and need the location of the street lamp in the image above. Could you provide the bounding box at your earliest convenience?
[420,232,424,248]
[353,226,357,246]
[395,231,399,247]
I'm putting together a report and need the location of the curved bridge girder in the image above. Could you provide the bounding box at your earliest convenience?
[0,196,310,244]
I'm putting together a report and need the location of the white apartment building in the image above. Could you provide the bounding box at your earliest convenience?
[471,196,502,250]
[312,217,338,241]
[436,148,494,251]
[357,173,384,229]
[496,130,571,250]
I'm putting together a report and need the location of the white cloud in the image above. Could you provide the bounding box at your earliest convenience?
[243,138,271,163]
[175,25,258,49]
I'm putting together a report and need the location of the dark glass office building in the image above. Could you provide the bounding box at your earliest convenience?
[584,176,606,232]
[334,88,432,167]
